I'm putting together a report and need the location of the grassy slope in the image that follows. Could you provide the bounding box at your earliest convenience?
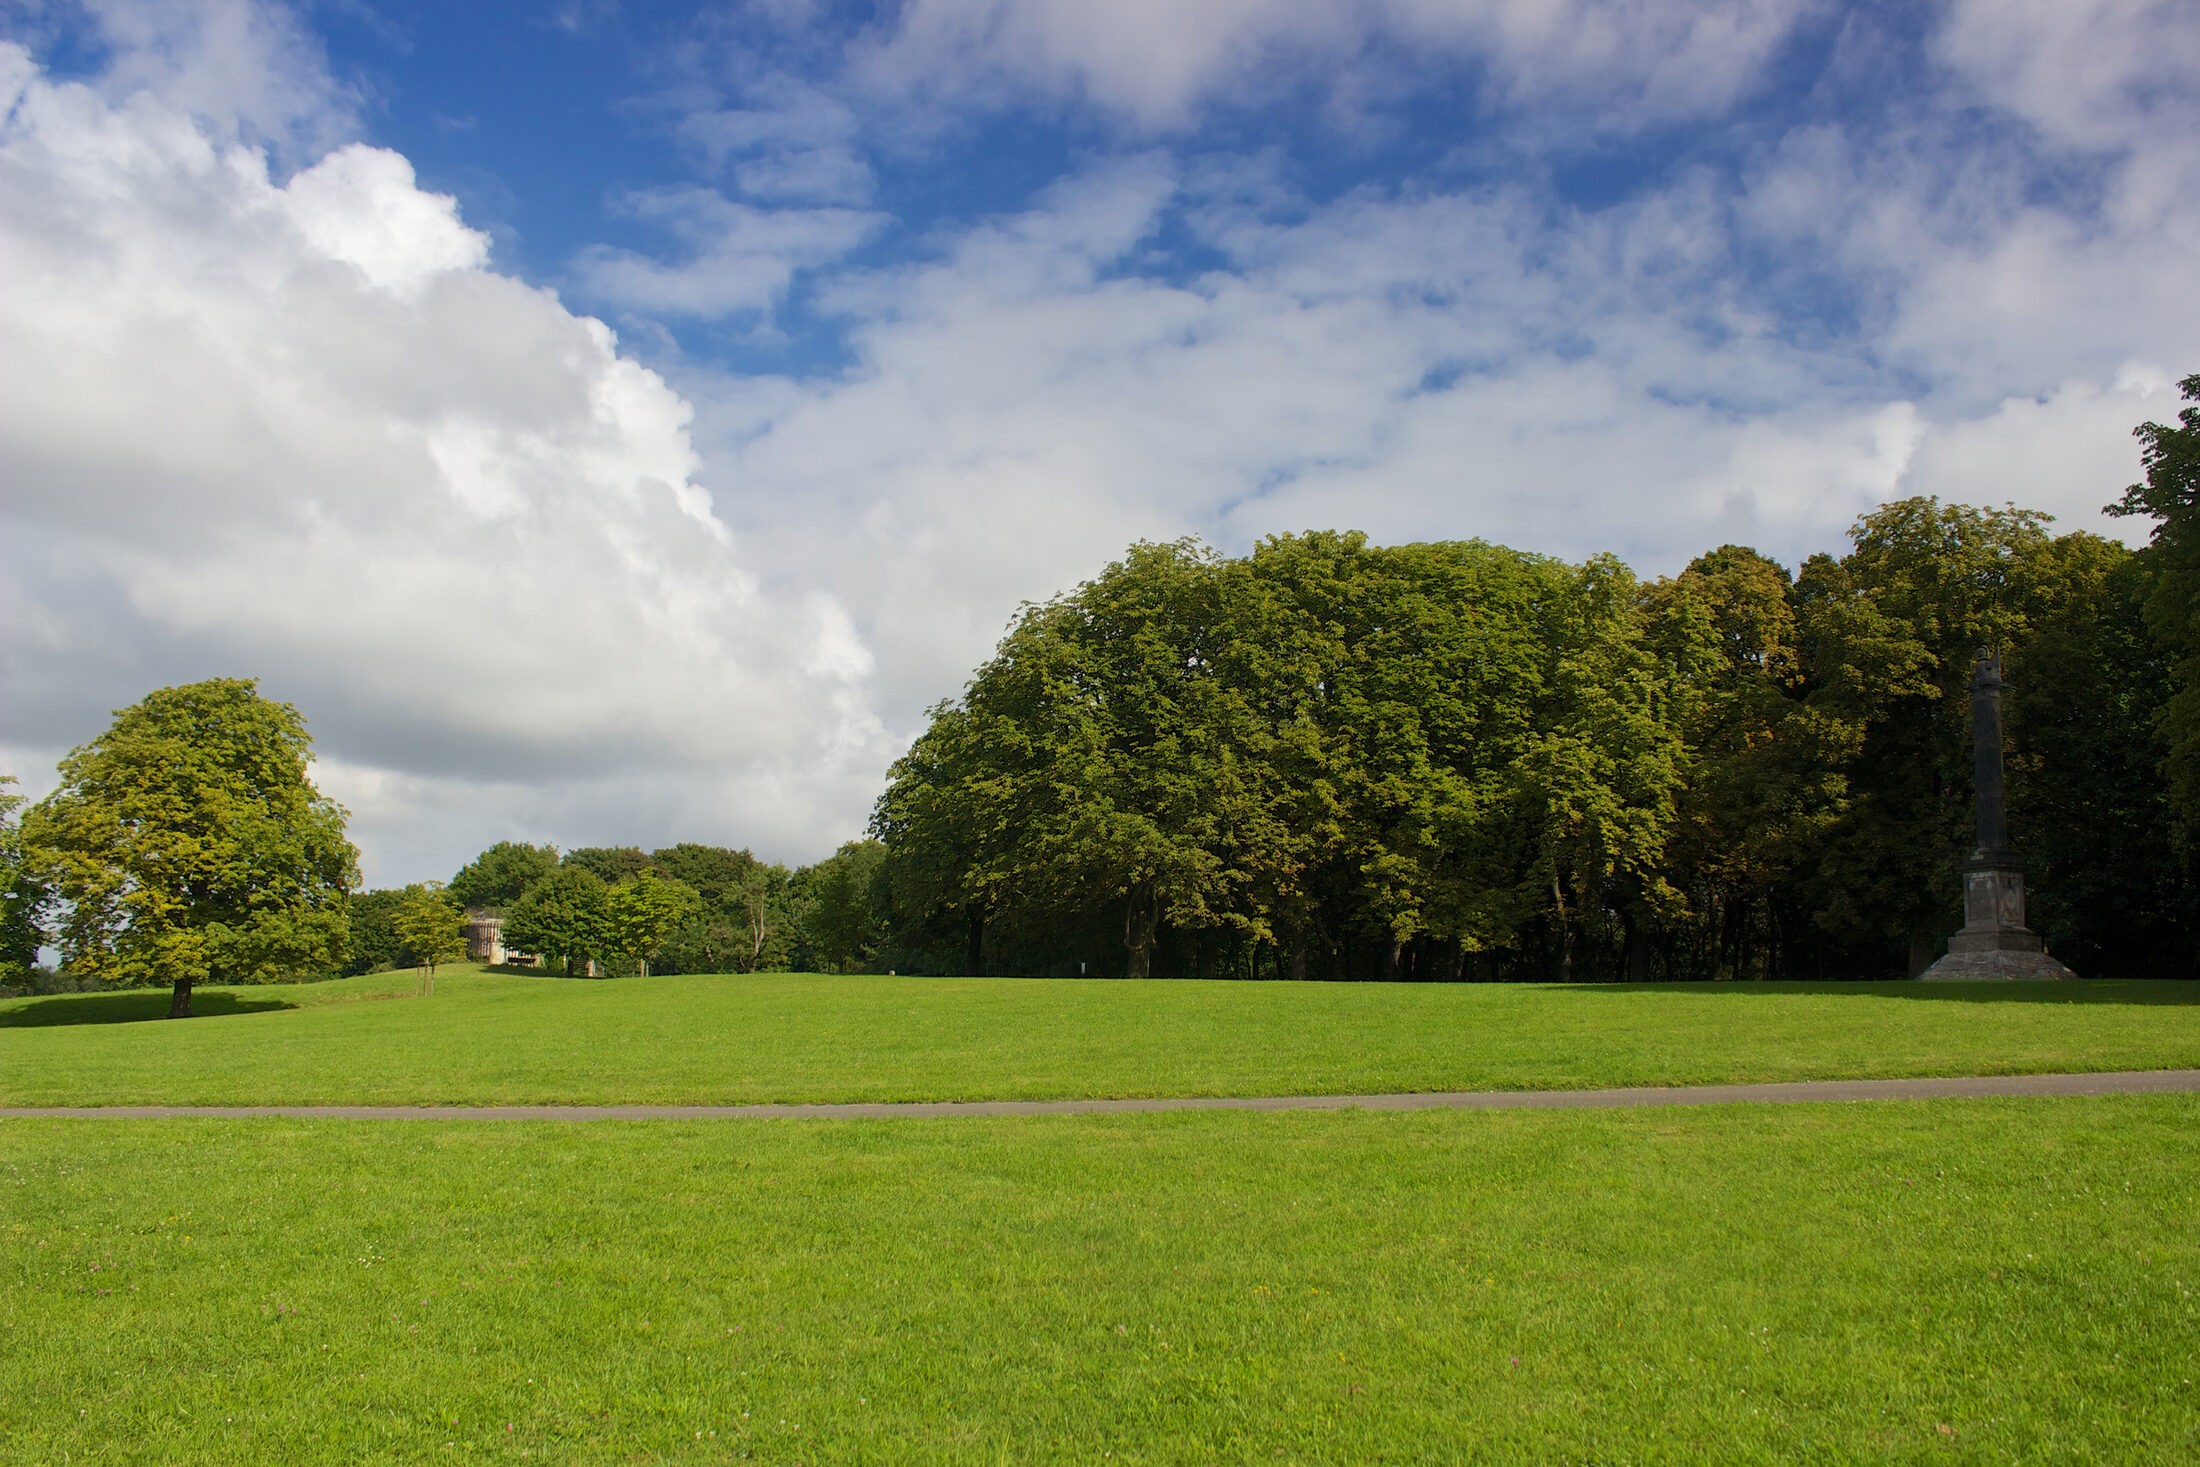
[4,968,2199,1107]
[3,1096,2195,1464]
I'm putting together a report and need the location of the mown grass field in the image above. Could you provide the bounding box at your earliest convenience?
[4,968,2199,1107]
[4,1096,2196,1464]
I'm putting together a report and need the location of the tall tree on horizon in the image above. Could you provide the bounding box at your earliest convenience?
[2109,372,2200,854]
[449,841,560,911]
[0,776,46,979]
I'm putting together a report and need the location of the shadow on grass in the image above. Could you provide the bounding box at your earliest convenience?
[1556,979,2200,1004]
[0,990,300,1027]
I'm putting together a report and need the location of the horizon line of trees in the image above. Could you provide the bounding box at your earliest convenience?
[344,837,892,980]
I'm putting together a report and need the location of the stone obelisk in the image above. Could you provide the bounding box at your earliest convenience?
[1918,652,2074,980]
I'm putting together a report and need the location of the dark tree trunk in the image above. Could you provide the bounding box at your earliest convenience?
[1437,940,1463,982]
[1288,926,1308,982]
[1382,937,1403,981]
[1552,875,1574,982]
[966,909,985,977]
[167,974,195,1018]
[1123,883,1158,980]
[1622,913,1648,983]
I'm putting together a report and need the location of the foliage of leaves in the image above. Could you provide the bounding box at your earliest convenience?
[2109,372,2200,851]
[563,846,651,885]
[343,888,412,975]
[603,870,703,977]
[394,882,469,976]
[19,680,357,1011]
[875,499,2197,980]
[501,866,611,978]
[804,841,890,974]
[0,776,46,977]
[447,842,560,911]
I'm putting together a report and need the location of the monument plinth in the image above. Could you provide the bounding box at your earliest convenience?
[1919,653,2074,980]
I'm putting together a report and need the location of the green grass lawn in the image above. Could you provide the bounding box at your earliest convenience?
[3,968,2198,1108]
[4,1096,2195,1463]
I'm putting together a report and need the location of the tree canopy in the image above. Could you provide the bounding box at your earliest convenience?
[2110,372,2200,852]
[501,866,611,978]
[872,501,2196,981]
[604,870,703,977]
[0,776,45,980]
[20,679,358,1014]
[448,841,560,911]
[394,881,468,984]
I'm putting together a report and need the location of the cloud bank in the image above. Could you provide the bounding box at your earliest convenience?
[0,36,887,881]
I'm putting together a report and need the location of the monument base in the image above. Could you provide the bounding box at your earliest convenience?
[1918,946,2075,981]
[1916,854,2076,979]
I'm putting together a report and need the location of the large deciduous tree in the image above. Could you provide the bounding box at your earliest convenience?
[1,776,48,980]
[803,840,889,973]
[449,841,560,911]
[2109,372,2200,853]
[501,865,610,978]
[344,888,411,974]
[1643,547,1868,980]
[876,534,1688,980]
[604,870,702,977]
[21,680,358,1016]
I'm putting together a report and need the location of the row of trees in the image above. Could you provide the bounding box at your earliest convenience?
[345,836,894,980]
[869,381,2200,980]
[0,680,896,1009]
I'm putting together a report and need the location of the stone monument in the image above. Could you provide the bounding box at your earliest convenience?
[1918,652,2074,980]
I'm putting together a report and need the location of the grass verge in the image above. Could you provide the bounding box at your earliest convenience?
[3,969,2198,1108]
[3,1096,2195,1463]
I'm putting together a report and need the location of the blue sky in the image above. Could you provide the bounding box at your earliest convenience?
[285,1,1958,378]
[3,0,2196,882]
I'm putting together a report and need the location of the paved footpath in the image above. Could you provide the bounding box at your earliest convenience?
[4,1069,2197,1120]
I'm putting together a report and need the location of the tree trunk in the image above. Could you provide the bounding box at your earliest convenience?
[1382,937,1403,980]
[1622,913,1648,983]
[1288,925,1308,982]
[966,909,985,977]
[167,974,195,1018]
[1123,883,1157,980]
[1437,939,1463,982]
[1552,874,1574,982]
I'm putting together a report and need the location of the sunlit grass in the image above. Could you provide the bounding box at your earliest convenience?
[2,968,2197,1108]
[4,1096,2195,1463]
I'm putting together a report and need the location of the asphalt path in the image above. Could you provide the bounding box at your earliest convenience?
[3,1069,2196,1120]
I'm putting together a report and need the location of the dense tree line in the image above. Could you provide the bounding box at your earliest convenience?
[873,403,2200,981]
[0,679,894,994]
[382,837,894,979]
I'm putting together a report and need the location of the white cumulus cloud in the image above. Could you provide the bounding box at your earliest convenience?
[0,46,889,882]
